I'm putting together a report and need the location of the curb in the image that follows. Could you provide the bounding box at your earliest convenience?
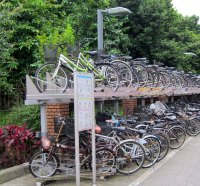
[0,162,29,184]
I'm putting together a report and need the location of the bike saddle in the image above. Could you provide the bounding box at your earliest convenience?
[111,126,126,132]
[121,56,132,60]
[100,54,111,59]
[143,121,153,125]
[164,116,177,121]
[153,123,166,128]
[84,50,98,56]
[130,128,146,135]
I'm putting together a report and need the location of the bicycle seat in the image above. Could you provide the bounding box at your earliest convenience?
[187,108,200,112]
[146,65,159,68]
[111,126,126,132]
[130,128,146,135]
[134,58,147,61]
[164,116,176,121]
[100,54,111,59]
[143,121,153,125]
[153,123,166,128]
[84,50,98,56]
[121,56,132,60]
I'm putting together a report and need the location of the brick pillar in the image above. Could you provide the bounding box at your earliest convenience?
[122,98,137,115]
[46,103,69,136]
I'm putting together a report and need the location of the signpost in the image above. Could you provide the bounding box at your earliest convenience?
[74,71,96,186]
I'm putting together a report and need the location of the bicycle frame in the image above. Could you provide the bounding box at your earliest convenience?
[42,119,92,169]
[95,132,142,156]
[53,53,106,81]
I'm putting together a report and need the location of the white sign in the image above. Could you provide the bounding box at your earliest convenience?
[74,72,94,131]
[74,72,96,186]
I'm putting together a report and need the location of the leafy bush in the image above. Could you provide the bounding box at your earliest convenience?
[0,105,40,130]
[0,124,40,169]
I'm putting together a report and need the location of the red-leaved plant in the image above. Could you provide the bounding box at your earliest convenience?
[0,124,40,169]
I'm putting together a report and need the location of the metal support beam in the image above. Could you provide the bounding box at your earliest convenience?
[99,101,104,112]
[171,96,174,103]
[114,100,119,114]
[97,9,104,56]
[142,98,145,106]
[40,103,47,137]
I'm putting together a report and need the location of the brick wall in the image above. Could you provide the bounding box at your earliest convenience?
[122,98,138,115]
[46,103,69,136]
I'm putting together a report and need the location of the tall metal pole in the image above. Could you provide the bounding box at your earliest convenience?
[74,72,80,186]
[40,103,47,137]
[97,9,104,56]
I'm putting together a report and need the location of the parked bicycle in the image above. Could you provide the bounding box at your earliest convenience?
[29,116,116,178]
[35,50,120,93]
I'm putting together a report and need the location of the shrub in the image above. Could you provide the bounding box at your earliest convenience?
[0,105,40,130]
[0,124,40,169]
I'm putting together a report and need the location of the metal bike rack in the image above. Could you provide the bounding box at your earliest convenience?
[25,75,200,186]
[35,168,116,186]
[25,75,118,186]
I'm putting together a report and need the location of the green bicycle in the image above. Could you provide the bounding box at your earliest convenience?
[35,52,120,93]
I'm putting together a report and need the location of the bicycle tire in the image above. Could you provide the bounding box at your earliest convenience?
[29,151,59,178]
[157,72,166,89]
[131,63,149,87]
[187,118,200,136]
[35,63,72,93]
[110,60,135,87]
[159,71,171,89]
[167,126,186,149]
[94,63,120,92]
[115,139,145,175]
[95,148,116,173]
[142,135,161,168]
[150,131,169,162]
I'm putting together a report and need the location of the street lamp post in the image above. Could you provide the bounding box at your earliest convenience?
[97,7,132,56]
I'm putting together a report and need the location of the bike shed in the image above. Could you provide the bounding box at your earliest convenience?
[25,75,200,186]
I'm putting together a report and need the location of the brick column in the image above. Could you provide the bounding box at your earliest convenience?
[122,98,137,115]
[46,103,69,136]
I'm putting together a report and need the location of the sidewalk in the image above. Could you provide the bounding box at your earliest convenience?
[134,135,200,186]
[1,135,199,186]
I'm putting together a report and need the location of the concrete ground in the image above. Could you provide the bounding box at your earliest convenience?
[1,135,199,186]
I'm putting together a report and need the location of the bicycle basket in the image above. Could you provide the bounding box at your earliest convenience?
[64,118,75,139]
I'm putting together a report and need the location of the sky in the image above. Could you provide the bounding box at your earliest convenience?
[172,0,200,18]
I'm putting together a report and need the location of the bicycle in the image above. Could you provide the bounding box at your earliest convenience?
[95,127,146,175]
[35,50,120,93]
[29,116,116,178]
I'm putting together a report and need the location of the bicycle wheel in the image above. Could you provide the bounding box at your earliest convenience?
[146,66,159,88]
[95,148,116,173]
[29,151,59,177]
[167,126,186,149]
[115,140,145,175]
[142,135,161,168]
[157,72,166,89]
[95,63,120,92]
[187,118,200,136]
[159,71,171,89]
[150,131,169,162]
[131,63,149,87]
[110,60,134,87]
[35,63,72,93]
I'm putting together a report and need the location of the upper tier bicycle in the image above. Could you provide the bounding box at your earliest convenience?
[35,52,120,93]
